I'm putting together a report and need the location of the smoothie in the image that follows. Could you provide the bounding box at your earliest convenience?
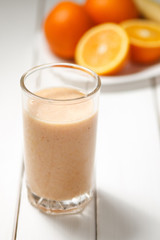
[23,87,97,201]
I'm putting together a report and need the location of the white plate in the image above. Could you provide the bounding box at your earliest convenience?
[101,62,160,85]
[36,33,160,85]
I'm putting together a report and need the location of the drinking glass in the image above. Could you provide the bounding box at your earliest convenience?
[20,63,101,215]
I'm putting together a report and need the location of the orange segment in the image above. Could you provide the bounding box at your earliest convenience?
[121,19,160,64]
[75,23,129,75]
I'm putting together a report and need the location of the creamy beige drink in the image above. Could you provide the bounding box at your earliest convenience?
[23,87,97,201]
[21,63,101,214]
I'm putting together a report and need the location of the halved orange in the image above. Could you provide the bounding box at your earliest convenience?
[75,23,129,75]
[121,19,160,64]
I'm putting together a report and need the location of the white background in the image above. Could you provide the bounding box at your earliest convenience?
[0,0,160,239]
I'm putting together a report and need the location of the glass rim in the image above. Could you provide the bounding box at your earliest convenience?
[20,63,101,103]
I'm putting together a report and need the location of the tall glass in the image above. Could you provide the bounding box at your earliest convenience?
[20,63,101,215]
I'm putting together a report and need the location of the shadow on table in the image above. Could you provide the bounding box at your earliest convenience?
[97,190,155,240]
[41,197,96,239]
[34,189,159,240]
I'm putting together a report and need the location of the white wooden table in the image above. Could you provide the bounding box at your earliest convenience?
[1,0,160,239]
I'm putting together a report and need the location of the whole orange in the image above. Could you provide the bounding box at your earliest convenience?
[84,0,139,24]
[44,1,93,59]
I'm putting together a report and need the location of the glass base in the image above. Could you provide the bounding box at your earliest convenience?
[27,187,93,215]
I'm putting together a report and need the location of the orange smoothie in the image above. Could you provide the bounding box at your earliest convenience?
[23,87,98,201]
